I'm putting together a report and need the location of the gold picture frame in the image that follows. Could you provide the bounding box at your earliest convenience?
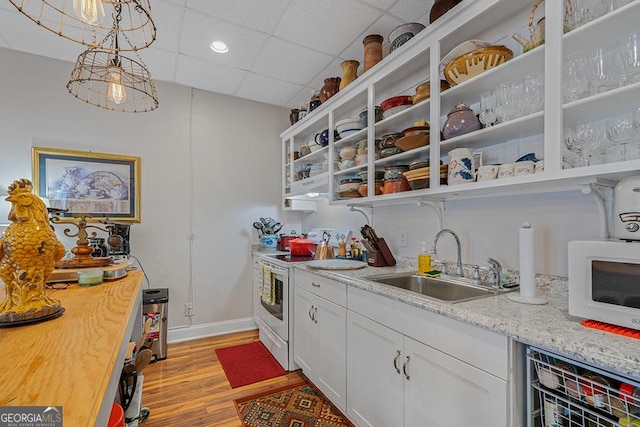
[32,147,141,222]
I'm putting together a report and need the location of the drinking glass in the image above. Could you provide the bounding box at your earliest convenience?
[606,113,636,160]
[479,91,497,127]
[563,54,588,102]
[522,74,544,114]
[567,0,596,30]
[495,82,517,123]
[601,0,632,14]
[573,122,605,166]
[588,48,621,95]
[618,32,640,85]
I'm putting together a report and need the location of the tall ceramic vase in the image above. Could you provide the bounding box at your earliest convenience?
[320,77,341,103]
[363,34,383,72]
[339,60,359,90]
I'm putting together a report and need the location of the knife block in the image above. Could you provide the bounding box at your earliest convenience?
[366,238,396,267]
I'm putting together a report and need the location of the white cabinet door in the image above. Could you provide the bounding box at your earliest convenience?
[403,336,508,427]
[347,311,404,427]
[294,286,347,410]
[293,287,315,375]
[314,294,347,410]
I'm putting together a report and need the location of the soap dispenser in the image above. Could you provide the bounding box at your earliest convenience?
[418,242,431,275]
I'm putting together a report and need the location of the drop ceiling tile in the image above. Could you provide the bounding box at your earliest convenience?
[150,0,184,52]
[179,9,269,69]
[236,73,304,107]
[139,48,178,83]
[287,86,317,109]
[175,54,246,96]
[273,0,384,56]
[187,0,291,34]
[389,0,431,23]
[358,0,399,11]
[252,38,334,86]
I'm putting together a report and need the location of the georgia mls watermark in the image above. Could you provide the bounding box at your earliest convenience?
[0,406,62,427]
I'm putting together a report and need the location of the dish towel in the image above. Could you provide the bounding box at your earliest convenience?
[259,265,275,305]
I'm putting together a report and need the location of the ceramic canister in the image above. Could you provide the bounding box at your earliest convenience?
[447,148,475,184]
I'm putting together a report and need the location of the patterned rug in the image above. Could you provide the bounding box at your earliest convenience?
[234,381,354,427]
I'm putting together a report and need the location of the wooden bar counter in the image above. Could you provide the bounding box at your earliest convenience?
[0,271,143,426]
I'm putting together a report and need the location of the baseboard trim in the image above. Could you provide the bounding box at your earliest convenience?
[167,317,257,343]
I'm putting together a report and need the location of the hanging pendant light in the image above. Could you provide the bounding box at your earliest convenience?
[66,7,158,113]
[7,0,156,50]
[67,47,158,112]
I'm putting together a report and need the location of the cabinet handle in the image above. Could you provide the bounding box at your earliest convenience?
[309,305,314,321]
[311,282,321,288]
[393,350,401,374]
[403,355,411,380]
[313,306,318,324]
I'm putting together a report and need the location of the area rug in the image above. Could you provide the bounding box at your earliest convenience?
[216,341,286,388]
[234,381,354,427]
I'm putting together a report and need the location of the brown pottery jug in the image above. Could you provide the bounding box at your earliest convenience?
[320,77,341,103]
[429,0,464,23]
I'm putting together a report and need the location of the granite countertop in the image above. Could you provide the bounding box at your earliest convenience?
[291,258,640,381]
[254,249,639,379]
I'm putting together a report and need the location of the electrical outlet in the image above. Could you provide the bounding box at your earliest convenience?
[399,230,408,247]
[185,302,194,316]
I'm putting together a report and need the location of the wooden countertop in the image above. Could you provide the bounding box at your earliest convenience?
[0,271,143,426]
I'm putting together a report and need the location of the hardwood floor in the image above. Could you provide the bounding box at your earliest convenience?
[140,329,305,426]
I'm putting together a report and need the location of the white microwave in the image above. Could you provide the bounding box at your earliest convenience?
[568,240,640,330]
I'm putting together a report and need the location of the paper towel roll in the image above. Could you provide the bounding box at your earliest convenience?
[519,222,536,298]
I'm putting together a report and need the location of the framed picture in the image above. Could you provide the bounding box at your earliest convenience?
[32,147,141,222]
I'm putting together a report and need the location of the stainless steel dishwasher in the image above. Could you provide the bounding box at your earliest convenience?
[526,346,640,426]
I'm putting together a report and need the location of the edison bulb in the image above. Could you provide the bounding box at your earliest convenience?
[106,68,127,105]
[72,0,105,25]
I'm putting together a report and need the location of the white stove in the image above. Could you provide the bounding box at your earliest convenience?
[253,228,351,371]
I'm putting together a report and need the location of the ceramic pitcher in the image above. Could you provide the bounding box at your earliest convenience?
[448,147,475,184]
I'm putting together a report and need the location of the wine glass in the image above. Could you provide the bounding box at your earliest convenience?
[606,113,636,161]
[479,91,497,127]
[588,48,621,95]
[563,54,588,102]
[573,122,605,166]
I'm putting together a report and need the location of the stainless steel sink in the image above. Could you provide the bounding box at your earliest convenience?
[364,272,499,303]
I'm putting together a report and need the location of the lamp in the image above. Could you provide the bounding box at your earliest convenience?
[66,7,158,113]
[8,0,156,51]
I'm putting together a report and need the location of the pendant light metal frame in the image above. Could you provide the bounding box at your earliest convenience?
[66,7,158,113]
[8,0,156,51]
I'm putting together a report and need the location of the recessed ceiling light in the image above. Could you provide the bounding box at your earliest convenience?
[210,40,229,53]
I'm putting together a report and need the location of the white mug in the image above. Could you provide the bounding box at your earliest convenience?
[448,147,476,184]
[514,161,535,176]
[476,165,499,181]
[497,163,515,179]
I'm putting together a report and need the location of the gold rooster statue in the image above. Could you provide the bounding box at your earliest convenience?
[0,178,66,325]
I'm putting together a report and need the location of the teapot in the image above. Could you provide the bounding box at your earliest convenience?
[314,231,334,260]
[512,0,572,53]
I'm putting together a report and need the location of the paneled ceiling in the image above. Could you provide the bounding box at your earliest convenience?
[0,0,433,108]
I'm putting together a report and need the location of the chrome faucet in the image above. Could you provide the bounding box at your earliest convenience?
[487,257,502,289]
[431,229,463,277]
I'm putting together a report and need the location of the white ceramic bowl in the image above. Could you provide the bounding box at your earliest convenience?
[339,146,357,160]
[335,118,363,138]
[383,104,411,119]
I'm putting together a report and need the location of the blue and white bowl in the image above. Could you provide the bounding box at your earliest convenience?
[335,117,363,139]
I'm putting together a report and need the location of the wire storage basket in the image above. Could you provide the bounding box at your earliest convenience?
[527,347,640,426]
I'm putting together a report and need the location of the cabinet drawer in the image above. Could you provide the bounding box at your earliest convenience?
[295,269,347,307]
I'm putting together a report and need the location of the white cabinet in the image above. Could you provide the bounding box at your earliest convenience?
[346,310,507,427]
[346,311,404,427]
[403,336,507,427]
[281,0,640,206]
[293,271,347,410]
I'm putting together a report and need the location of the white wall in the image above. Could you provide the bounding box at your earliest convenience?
[0,47,292,334]
[303,189,601,278]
